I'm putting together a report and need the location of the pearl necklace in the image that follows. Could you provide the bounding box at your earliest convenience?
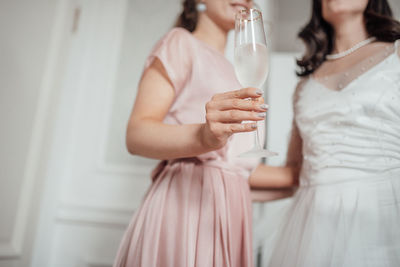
[326,37,376,60]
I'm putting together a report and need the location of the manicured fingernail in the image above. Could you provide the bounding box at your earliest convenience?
[257,112,266,118]
[260,104,269,110]
[256,89,263,95]
[251,124,258,129]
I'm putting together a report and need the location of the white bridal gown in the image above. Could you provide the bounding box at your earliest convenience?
[269,40,400,267]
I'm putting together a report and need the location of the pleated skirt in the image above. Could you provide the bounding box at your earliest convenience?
[113,159,253,267]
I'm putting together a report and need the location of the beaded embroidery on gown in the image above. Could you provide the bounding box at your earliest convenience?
[269,40,400,267]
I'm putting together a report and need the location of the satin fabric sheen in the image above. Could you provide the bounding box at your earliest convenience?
[113,28,260,267]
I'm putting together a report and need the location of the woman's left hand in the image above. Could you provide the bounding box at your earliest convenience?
[200,87,268,150]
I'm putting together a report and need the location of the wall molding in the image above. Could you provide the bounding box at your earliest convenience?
[0,243,19,259]
[0,0,75,261]
[85,257,113,267]
[94,159,156,176]
[30,1,94,266]
[56,203,135,228]
[93,0,157,178]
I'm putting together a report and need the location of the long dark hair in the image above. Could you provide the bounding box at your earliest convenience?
[297,0,400,76]
[175,0,199,32]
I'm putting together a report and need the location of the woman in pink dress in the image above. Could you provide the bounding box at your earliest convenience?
[113,0,264,266]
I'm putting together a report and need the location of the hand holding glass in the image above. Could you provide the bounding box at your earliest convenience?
[234,9,278,158]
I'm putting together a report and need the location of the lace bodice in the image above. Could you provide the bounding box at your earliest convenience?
[294,40,400,185]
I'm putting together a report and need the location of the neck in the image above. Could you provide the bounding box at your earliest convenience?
[332,15,369,53]
[193,14,228,54]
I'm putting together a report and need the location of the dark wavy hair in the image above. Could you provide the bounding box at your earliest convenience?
[297,0,400,76]
[175,0,198,32]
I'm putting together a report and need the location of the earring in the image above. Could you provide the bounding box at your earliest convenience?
[196,2,207,12]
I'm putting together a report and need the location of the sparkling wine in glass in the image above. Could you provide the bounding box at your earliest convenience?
[234,8,278,158]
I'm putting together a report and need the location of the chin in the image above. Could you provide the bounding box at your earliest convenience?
[322,0,367,19]
[221,12,236,31]
[222,20,235,31]
[324,3,349,15]
[323,6,363,24]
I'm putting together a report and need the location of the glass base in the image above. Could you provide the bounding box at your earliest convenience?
[239,147,278,158]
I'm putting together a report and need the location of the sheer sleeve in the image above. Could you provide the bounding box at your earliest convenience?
[285,121,302,167]
[285,80,305,171]
[143,28,193,95]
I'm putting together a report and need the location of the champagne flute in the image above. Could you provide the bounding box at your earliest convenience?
[234,8,278,158]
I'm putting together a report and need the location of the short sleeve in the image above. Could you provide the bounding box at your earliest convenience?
[144,28,193,95]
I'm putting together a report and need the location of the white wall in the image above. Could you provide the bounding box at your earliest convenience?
[30,0,184,267]
[108,0,181,170]
[390,0,400,20]
[0,0,57,266]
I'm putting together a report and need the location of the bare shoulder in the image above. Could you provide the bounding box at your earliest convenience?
[371,41,393,49]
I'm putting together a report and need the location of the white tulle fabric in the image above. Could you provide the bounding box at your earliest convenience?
[269,40,400,267]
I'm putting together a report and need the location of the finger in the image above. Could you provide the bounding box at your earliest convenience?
[207,110,266,123]
[222,122,258,134]
[210,98,268,112]
[212,87,263,100]
[254,96,265,105]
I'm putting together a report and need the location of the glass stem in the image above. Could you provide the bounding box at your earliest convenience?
[253,122,262,149]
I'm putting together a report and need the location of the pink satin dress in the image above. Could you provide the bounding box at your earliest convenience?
[113,28,260,267]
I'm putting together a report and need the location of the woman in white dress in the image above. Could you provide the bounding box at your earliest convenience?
[246,0,400,266]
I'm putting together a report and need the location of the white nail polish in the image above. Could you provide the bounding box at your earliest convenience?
[256,89,263,95]
[260,104,269,110]
[257,112,266,118]
[251,124,258,129]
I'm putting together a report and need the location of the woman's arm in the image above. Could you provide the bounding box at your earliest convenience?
[248,122,303,188]
[249,165,298,188]
[126,59,268,160]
